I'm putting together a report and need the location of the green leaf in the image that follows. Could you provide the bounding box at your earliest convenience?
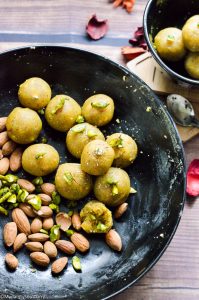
[72,256,82,271]
[91,101,109,109]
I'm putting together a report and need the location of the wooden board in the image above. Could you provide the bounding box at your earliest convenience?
[127,53,199,142]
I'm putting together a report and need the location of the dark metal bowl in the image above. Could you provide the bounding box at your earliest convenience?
[0,46,186,300]
[143,0,199,86]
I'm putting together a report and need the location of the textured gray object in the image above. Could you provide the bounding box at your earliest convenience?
[0,46,185,300]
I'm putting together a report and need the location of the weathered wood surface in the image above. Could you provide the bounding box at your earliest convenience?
[0,1,198,299]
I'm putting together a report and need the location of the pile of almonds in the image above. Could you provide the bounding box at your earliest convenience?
[0,117,23,175]
[3,177,126,274]
[0,116,127,275]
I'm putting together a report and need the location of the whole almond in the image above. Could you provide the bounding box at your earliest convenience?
[34,206,53,218]
[71,212,81,231]
[43,217,54,231]
[51,257,68,274]
[41,183,56,196]
[0,131,9,147]
[25,242,43,252]
[114,203,128,219]
[30,252,50,267]
[12,208,31,235]
[105,229,122,252]
[28,233,49,242]
[0,117,7,132]
[56,212,71,231]
[55,240,76,255]
[2,140,17,156]
[5,253,18,270]
[19,203,36,218]
[31,218,43,233]
[0,157,9,175]
[0,149,3,159]
[3,222,17,247]
[38,193,52,206]
[70,233,89,253]
[44,241,57,258]
[10,147,23,172]
[13,233,27,252]
[17,179,35,193]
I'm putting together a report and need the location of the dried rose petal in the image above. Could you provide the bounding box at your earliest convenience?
[129,26,148,51]
[134,27,144,39]
[86,14,108,40]
[121,46,146,61]
[186,159,199,197]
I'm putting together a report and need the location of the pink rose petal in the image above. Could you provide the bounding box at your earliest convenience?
[86,14,108,40]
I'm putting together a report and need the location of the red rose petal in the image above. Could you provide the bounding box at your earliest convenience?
[86,14,108,40]
[186,159,199,197]
[121,46,146,61]
[134,27,144,39]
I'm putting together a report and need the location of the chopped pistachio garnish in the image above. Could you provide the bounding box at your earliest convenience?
[96,222,107,232]
[41,136,48,144]
[90,214,96,221]
[0,192,12,203]
[72,124,86,133]
[112,184,119,196]
[167,34,175,42]
[68,210,73,217]
[32,177,43,186]
[130,187,137,193]
[72,256,82,272]
[87,130,97,138]
[51,97,66,114]
[76,115,85,124]
[91,100,110,109]
[50,225,60,242]
[65,229,74,237]
[52,191,61,205]
[49,203,59,213]
[0,206,8,216]
[28,195,42,210]
[4,174,18,183]
[63,172,74,185]
[109,136,123,148]
[35,152,46,160]
[7,194,17,204]
[10,183,20,194]
[40,229,48,235]
[146,106,152,112]
[0,187,9,197]
[106,178,118,185]
[94,147,104,156]
[37,108,45,115]
[20,189,29,202]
